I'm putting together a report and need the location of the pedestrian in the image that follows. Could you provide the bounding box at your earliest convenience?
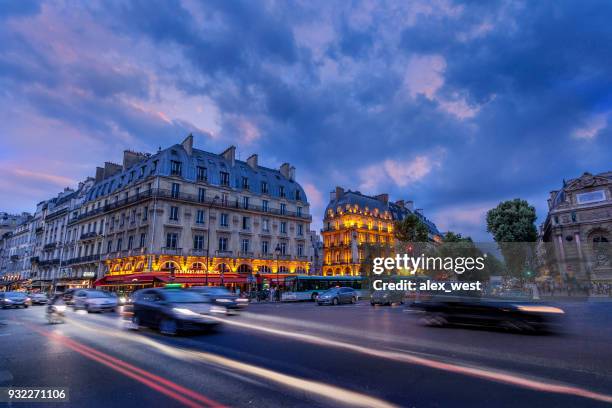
[270,286,276,302]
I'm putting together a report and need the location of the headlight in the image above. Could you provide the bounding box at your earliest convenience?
[236,298,248,303]
[26,297,31,302]
[173,307,199,316]
[5,299,12,303]
[516,305,564,314]
[119,296,127,304]
[216,298,231,303]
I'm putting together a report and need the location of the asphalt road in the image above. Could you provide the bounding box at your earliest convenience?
[1,300,611,408]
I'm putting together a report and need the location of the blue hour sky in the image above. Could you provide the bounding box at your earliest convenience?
[1,0,611,240]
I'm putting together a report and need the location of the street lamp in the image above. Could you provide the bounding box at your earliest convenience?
[274,243,281,300]
[205,195,220,286]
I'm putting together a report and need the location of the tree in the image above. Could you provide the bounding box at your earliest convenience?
[486,199,537,279]
[394,214,429,243]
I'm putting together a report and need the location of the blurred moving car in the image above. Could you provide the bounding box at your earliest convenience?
[412,293,565,333]
[73,289,118,313]
[130,288,220,335]
[0,292,31,308]
[370,290,405,306]
[190,286,247,314]
[317,287,357,305]
[62,288,78,305]
[30,293,49,305]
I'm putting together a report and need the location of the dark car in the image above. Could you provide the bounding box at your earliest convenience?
[412,294,565,333]
[130,288,220,335]
[62,288,78,305]
[317,287,357,305]
[371,290,405,306]
[190,286,246,314]
[0,292,31,308]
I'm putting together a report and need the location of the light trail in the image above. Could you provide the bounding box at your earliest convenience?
[67,318,398,408]
[25,323,225,408]
[206,315,612,404]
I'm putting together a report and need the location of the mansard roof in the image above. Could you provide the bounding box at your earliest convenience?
[85,140,308,204]
[550,171,612,210]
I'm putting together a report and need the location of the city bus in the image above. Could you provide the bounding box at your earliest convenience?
[282,275,365,301]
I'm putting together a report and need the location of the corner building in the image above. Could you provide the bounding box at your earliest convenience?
[69,135,311,290]
[322,187,441,276]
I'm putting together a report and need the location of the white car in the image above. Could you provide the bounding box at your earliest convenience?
[30,293,49,305]
[73,290,118,313]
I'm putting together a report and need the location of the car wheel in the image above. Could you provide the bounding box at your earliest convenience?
[370,302,375,306]
[332,297,339,306]
[86,304,93,313]
[24,305,29,308]
[160,318,178,336]
[351,297,356,304]
[311,293,318,301]
[421,312,447,327]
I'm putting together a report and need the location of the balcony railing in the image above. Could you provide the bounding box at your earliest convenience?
[216,250,233,257]
[65,254,101,266]
[161,247,183,256]
[190,249,209,256]
[238,251,254,258]
[69,188,312,225]
[80,231,101,241]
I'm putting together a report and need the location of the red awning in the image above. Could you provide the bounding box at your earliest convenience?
[94,273,165,286]
[156,275,248,284]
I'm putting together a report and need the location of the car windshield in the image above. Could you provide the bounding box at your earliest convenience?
[322,288,340,295]
[87,291,111,298]
[7,293,26,299]
[163,290,207,303]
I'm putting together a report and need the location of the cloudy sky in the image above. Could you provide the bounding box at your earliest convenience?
[1,0,611,240]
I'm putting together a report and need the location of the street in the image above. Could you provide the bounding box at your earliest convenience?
[1,300,612,408]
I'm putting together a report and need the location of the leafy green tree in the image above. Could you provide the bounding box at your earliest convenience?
[394,214,429,243]
[486,199,537,279]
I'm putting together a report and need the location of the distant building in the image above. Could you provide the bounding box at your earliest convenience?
[321,187,441,276]
[308,230,323,275]
[540,171,612,284]
[0,212,30,236]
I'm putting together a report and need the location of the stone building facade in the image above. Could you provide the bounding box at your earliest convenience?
[540,171,612,284]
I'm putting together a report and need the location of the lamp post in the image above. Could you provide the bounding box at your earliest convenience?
[205,195,220,286]
[274,243,281,301]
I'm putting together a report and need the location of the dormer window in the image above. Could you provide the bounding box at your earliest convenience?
[295,190,301,201]
[170,160,182,176]
[279,186,285,198]
[576,190,605,204]
[220,171,230,186]
[261,181,269,194]
[139,166,145,178]
[242,177,250,190]
[197,166,207,182]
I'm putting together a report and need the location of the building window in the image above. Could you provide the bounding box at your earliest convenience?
[262,219,270,232]
[297,206,302,217]
[127,236,134,250]
[171,183,180,198]
[280,221,287,234]
[142,206,148,221]
[297,244,303,257]
[242,177,250,190]
[576,190,606,204]
[139,233,146,248]
[280,242,287,255]
[140,166,146,178]
[170,160,182,176]
[295,190,301,201]
[197,166,207,182]
[279,186,285,198]
[194,235,204,250]
[220,213,229,227]
[241,239,249,253]
[107,240,112,253]
[198,188,206,203]
[166,233,178,248]
[242,216,250,230]
[116,238,123,251]
[242,196,249,209]
[220,171,230,186]
[280,203,286,215]
[262,200,269,212]
[169,206,179,221]
[261,181,268,194]
[262,240,269,254]
[196,210,205,224]
[218,237,228,252]
[297,224,303,236]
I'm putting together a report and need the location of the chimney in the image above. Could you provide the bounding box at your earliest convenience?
[246,154,258,169]
[405,200,414,211]
[182,134,193,155]
[395,200,405,208]
[103,162,122,179]
[221,146,236,166]
[122,151,147,170]
[95,167,104,182]
[374,193,389,204]
[333,186,345,200]
[280,163,295,180]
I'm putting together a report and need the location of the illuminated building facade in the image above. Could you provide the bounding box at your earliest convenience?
[322,187,441,276]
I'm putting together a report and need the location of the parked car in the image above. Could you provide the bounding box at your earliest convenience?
[412,293,565,333]
[130,288,220,335]
[0,292,31,308]
[73,290,118,313]
[371,290,404,306]
[317,287,357,305]
[190,286,247,314]
[30,293,49,305]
